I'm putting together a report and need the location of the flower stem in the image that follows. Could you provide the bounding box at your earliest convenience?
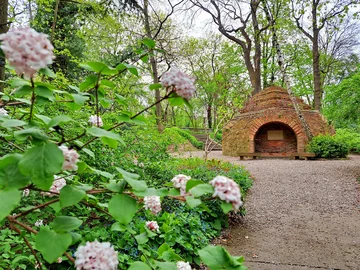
[29,78,36,123]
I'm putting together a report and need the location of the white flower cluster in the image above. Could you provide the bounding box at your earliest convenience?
[88,115,103,127]
[41,176,66,197]
[210,176,243,211]
[146,221,160,232]
[0,108,8,116]
[35,219,43,227]
[171,174,191,196]
[144,196,162,215]
[161,68,196,100]
[74,241,118,270]
[59,145,79,171]
[0,27,55,79]
[22,189,30,197]
[176,261,192,270]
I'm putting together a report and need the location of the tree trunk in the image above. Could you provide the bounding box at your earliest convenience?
[143,0,163,131]
[207,104,212,129]
[0,0,8,92]
[312,31,322,110]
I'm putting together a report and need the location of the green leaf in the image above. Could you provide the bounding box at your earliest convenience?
[0,189,21,222]
[135,232,148,245]
[155,261,177,270]
[18,142,64,190]
[168,96,185,107]
[100,80,116,89]
[0,119,27,128]
[111,222,127,232]
[149,83,162,90]
[186,180,204,192]
[79,75,97,91]
[12,85,32,96]
[35,114,51,125]
[158,243,170,256]
[48,115,72,128]
[14,128,48,141]
[129,262,151,270]
[59,186,86,208]
[108,194,137,224]
[72,94,89,105]
[101,137,119,148]
[80,62,117,75]
[142,38,156,48]
[106,180,126,193]
[39,67,56,78]
[36,228,72,263]
[116,167,147,191]
[35,86,54,101]
[70,232,82,245]
[185,196,202,208]
[198,245,246,270]
[0,154,30,190]
[132,115,147,125]
[10,78,30,88]
[189,184,213,197]
[87,127,124,144]
[161,250,183,262]
[124,64,139,77]
[82,148,95,159]
[51,216,82,233]
[221,201,233,214]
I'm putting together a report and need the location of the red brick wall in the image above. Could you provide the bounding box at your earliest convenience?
[254,122,297,153]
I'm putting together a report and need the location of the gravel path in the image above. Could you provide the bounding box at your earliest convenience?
[174,152,360,270]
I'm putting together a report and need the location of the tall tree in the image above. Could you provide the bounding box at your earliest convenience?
[189,0,269,95]
[0,0,8,92]
[291,0,359,110]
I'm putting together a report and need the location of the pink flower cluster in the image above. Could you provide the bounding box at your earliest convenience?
[209,176,243,211]
[41,176,66,197]
[146,221,160,232]
[176,261,192,270]
[161,68,196,100]
[0,108,8,116]
[22,189,30,197]
[0,27,54,79]
[171,174,191,195]
[144,196,161,215]
[88,115,103,127]
[74,241,118,270]
[59,145,79,171]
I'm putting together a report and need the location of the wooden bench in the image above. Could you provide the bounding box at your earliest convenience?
[239,152,316,160]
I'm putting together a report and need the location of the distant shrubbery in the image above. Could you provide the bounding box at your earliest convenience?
[172,127,204,149]
[307,135,349,158]
[334,128,360,153]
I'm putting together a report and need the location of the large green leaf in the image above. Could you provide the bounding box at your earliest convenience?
[108,194,137,224]
[198,245,246,270]
[51,216,82,233]
[116,167,147,191]
[0,189,21,222]
[36,228,72,263]
[128,262,151,270]
[18,142,64,190]
[87,127,124,145]
[185,196,202,208]
[48,115,72,128]
[0,119,27,128]
[14,128,48,141]
[155,261,177,270]
[142,38,156,48]
[80,62,117,75]
[189,184,214,197]
[0,154,30,190]
[59,185,86,208]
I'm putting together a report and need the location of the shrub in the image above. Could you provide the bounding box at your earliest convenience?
[172,127,204,149]
[307,135,349,158]
[334,128,360,153]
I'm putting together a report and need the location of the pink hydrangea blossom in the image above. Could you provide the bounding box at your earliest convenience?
[22,189,30,197]
[0,27,54,79]
[0,108,8,116]
[59,145,79,171]
[74,241,118,270]
[161,68,196,100]
[144,196,161,215]
[171,174,191,195]
[88,115,103,127]
[41,176,66,197]
[146,220,160,232]
[210,176,243,211]
[176,261,192,270]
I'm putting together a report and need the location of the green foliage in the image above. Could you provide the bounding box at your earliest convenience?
[307,135,349,158]
[172,127,204,149]
[334,128,360,153]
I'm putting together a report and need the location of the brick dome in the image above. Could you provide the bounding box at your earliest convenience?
[222,86,334,157]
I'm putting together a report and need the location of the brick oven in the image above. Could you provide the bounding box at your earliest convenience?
[222,86,334,157]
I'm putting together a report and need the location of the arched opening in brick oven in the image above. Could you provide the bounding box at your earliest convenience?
[254,122,297,153]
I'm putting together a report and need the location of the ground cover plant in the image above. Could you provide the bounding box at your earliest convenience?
[307,135,349,158]
[0,27,250,270]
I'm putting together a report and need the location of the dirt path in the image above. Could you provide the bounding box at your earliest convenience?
[175,152,360,270]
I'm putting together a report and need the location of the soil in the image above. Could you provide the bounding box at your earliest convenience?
[174,151,360,270]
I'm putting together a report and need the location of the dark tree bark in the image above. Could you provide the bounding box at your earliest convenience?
[190,0,268,95]
[292,0,357,111]
[0,0,8,92]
